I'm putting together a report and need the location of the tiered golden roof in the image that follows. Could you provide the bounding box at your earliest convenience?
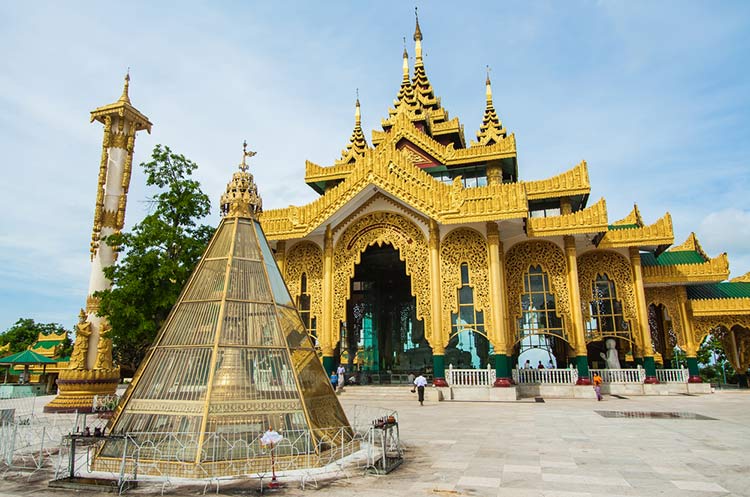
[336,98,369,166]
[472,71,507,147]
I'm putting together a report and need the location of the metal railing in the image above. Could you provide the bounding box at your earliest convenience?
[446,364,496,387]
[655,368,689,383]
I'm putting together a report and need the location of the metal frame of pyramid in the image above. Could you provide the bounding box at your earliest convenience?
[94,145,353,478]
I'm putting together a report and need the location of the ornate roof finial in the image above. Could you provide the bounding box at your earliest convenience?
[118,68,131,104]
[221,141,262,218]
[414,6,423,62]
[414,6,422,41]
[485,65,492,102]
[355,89,361,124]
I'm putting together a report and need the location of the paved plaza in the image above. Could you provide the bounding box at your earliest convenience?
[1,390,750,496]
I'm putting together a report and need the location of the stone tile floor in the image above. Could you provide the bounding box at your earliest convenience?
[2,391,750,496]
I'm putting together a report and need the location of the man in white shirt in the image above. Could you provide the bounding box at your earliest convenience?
[413,373,428,406]
[336,364,346,392]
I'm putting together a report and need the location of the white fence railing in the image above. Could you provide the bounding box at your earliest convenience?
[512,368,578,385]
[446,364,496,387]
[655,368,689,383]
[590,368,645,384]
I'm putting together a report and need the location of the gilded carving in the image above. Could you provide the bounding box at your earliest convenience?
[526,198,608,237]
[692,316,750,351]
[644,286,686,349]
[69,309,92,369]
[285,241,324,331]
[505,240,571,343]
[332,212,432,344]
[440,228,492,346]
[95,323,115,370]
[577,250,638,341]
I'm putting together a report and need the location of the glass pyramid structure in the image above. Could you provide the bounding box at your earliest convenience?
[96,146,352,477]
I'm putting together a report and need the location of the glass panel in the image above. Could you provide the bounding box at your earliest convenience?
[183,260,227,301]
[278,305,315,349]
[234,220,262,260]
[460,264,469,285]
[529,275,544,292]
[220,302,284,346]
[459,285,473,304]
[206,220,234,258]
[531,293,546,310]
[211,348,299,402]
[254,221,294,306]
[131,347,212,401]
[227,259,272,302]
[160,302,220,346]
[459,306,474,327]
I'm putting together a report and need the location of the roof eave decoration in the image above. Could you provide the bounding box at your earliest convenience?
[669,232,710,260]
[731,271,750,283]
[642,253,730,285]
[611,204,644,228]
[689,297,750,317]
[259,146,528,239]
[304,160,355,185]
[525,198,608,237]
[524,160,591,201]
[597,212,673,249]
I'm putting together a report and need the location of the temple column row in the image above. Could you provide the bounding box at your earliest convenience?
[629,247,658,382]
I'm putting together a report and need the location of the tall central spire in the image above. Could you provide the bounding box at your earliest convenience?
[414,7,423,62]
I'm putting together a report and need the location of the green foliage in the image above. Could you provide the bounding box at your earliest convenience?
[697,334,736,384]
[0,319,72,355]
[96,145,214,376]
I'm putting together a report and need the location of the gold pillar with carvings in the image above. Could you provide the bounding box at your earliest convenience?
[629,247,658,382]
[320,225,336,373]
[676,287,703,382]
[275,240,286,276]
[46,74,152,412]
[428,220,448,385]
[486,222,512,385]
[564,235,591,383]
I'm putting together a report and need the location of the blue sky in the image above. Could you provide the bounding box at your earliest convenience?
[1,1,749,332]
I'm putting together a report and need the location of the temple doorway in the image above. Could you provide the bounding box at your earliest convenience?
[339,244,431,381]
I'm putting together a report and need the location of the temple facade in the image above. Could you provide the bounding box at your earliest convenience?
[258,17,750,389]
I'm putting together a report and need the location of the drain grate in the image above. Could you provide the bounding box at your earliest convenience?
[534,397,545,403]
[596,411,716,420]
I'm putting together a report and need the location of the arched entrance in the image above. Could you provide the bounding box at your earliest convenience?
[339,244,431,381]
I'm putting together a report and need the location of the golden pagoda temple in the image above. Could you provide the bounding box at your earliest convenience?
[257,15,750,391]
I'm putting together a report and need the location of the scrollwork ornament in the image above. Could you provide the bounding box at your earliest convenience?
[505,240,571,342]
[285,242,324,328]
[644,286,686,349]
[440,228,492,346]
[332,212,431,343]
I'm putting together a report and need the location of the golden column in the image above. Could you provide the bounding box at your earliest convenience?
[428,220,448,386]
[320,225,336,374]
[563,235,591,384]
[275,240,287,277]
[486,222,512,386]
[46,74,152,412]
[629,247,659,382]
[676,287,703,382]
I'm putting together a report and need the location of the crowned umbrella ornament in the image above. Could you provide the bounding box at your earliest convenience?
[260,426,284,489]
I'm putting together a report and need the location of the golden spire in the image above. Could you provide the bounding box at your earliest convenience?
[410,9,440,112]
[337,93,369,164]
[118,69,131,104]
[221,141,262,218]
[393,41,416,113]
[413,7,423,62]
[474,65,506,146]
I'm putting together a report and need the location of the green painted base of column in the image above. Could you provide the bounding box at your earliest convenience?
[322,356,335,376]
[643,356,658,383]
[575,355,591,385]
[433,355,448,387]
[686,356,702,383]
[634,357,644,367]
[492,354,512,387]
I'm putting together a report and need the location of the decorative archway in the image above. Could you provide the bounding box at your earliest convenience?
[285,241,323,339]
[332,212,432,345]
[577,250,639,346]
[505,240,572,346]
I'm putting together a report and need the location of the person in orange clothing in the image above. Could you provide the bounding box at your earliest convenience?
[593,372,603,401]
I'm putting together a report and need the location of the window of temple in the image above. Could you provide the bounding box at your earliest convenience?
[449,263,490,368]
[585,274,630,341]
[518,265,564,339]
[297,273,317,339]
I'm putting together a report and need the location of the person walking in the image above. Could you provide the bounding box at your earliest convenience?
[330,371,338,390]
[413,372,428,406]
[593,372,603,401]
[336,364,346,392]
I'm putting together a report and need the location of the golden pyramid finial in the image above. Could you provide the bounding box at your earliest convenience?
[355,89,361,124]
[118,69,131,104]
[222,141,262,218]
[413,7,423,62]
[413,6,422,41]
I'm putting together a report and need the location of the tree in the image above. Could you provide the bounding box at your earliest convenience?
[96,145,215,376]
[0,319,72,355]
[697,333,736,384]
